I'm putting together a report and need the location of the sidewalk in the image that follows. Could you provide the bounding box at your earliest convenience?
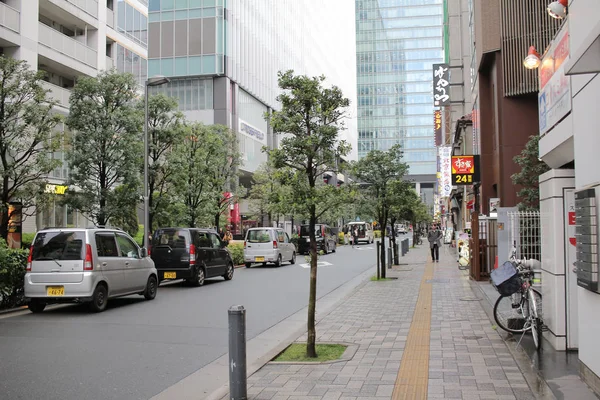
[240,244,545,399]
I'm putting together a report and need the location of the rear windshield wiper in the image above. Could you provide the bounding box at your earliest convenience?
[34,257,63,268]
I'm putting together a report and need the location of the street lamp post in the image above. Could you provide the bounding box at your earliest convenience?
[143,76,170,249]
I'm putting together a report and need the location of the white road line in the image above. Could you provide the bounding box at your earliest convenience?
[299,261,333,269]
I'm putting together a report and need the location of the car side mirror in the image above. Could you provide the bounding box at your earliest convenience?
[140,247,148,258]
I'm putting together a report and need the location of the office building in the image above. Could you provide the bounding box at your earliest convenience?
[0,0,148,232]
[355,0,445,206]
[147,0,358,227]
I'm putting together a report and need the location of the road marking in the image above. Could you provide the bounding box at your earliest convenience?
[392,260,434,399]
[299,261,333,269]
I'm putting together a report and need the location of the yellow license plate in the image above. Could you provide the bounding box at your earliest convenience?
[164,272,176,279]
[47,286,64,296]
[255,257,265,262]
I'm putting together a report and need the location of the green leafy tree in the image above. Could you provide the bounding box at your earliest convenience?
[248,161,296,226]
[511,134,549,210]
[140,93,185,232]
[397,190,431,246]
[267,70,351,358]
[387,179,414,261]
[0,56,63,240]
[65,71,142,227]
[109,185,139,236]
[352,144,409,278]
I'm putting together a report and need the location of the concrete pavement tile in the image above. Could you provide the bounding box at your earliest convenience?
[307,387,328,396]
[347,380,363,389]
[322,391,342,400]
[443,389,463,398]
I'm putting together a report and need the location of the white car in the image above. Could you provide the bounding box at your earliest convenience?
[244,227,296,267]
[347,222,374,244]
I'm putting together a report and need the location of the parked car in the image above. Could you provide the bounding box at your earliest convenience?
[244,227,296,267]
[396,224,408,235]
[347,222,374,244]
[151,228,234,286]
[298,224,337,255]
[24,227,158,313]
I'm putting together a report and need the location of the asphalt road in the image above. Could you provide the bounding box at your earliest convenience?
[0,241,382,400]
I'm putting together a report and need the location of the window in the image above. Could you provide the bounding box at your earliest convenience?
[32,231,84,261]
[152,229,188,248]
[210,233,221,248]
[116,234,140,258]
[194,232,212,248]
[277,230,285,243]
[246,229,272,243]
[96,234,119,257]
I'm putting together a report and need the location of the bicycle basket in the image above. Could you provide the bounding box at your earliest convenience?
[491,261,521,296]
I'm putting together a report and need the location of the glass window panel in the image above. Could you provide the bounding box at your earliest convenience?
[202,7,216,17]
[174,57,187,76]
[149,13,160,22]
[175,10,188,20]
[148,59,160,77]
[126,5,134,33]
[198,80,205,107]
[161,58,174,76]
[189,8,202,18]
[117,44,125,73]
[141,58,147,84]
[185,80,192,111]
[149,0,160,11]
[189,0,202,7]
[188,56,201,74]
[175,0,188,9]
[161,0,174,10]
[205,79,213,108]
[202,55,215,74]
[204,0,216,6]
[133,10,141,40]
[190,79,199,110]
[161,11,174,21]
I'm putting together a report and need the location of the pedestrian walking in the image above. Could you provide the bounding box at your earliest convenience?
[352,226,359,248]
[343,225,349,245]
[427,224,443,262]
[223,229,233,246]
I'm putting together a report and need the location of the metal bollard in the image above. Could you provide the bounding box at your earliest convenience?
[228,305,247,400]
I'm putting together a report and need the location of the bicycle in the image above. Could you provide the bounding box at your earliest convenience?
[491,256,543,350]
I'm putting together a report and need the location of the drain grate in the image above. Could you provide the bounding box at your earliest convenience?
[459,297,483,301]
[462,335,483,340]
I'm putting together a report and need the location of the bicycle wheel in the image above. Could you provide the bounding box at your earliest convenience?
[493,288,541,334]
[528,289,542,350]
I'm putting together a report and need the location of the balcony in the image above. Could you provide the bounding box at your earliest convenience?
[0,2,20,33]
[106,56,113,69]
[65,0,98,18]
[38,22,97,69]
[106,7,114,28]
[41,81,71,109]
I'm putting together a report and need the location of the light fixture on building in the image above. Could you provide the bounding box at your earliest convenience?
[547,0,568,19]
[523,46,541,69]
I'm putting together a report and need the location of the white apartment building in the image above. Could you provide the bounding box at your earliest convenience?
[0,0,148,232]
[538,0,600,393]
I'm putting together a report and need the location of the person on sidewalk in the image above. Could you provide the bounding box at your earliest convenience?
[428,224,443,262]
[352,226,359,248]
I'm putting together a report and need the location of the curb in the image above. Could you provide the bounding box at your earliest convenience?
[0,305,27,315]
[468,277,556,400]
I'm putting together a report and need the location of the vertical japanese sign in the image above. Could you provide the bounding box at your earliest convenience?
[438,145,452,197]
[434,110,442,146]
[433,63,450,107]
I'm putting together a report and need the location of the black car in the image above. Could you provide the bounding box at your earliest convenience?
[151,228,234,286]
[297,224,337,255]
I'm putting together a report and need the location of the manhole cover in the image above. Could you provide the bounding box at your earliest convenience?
[462,335,483,340]
[426,279,450,283]
[459,297,483,301]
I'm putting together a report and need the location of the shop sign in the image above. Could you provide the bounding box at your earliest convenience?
[451,155,480,185]
[433,63,450,106]
[434,110,442,146]
[439,145,452,197]
[45,184,68,195]
[239,119,266,143]
[539,22,571,135]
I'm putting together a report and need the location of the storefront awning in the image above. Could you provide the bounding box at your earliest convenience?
[565,19,600,75]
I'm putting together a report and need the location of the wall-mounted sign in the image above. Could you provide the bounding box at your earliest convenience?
[45,184,68,195]
[451,155,480,185]
[538,22,571,135]
[239,119,266,143]
[434,110,442,146]
[438,145,452,197]
[433,63,450,107]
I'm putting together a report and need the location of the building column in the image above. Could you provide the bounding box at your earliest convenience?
[539,169,576,350]
[7,0,39,67]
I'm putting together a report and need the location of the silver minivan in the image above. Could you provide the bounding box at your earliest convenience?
[24,228,158,313]
[244,227,296,268]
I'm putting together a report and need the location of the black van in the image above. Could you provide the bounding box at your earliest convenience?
[151,228,234,286]
[297,224,337,255]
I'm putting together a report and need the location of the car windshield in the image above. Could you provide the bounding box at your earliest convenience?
[300,225,322,237]
[32,231,85,261]
[152,229,188,248]
[246,229,272,243]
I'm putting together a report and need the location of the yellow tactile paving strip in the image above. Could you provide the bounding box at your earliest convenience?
[391,260,434,400]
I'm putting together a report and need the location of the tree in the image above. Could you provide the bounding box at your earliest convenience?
[141,93,185,232]
[352,144,409,278]
[267,70,351,358]
[109,185,139,236]
[387,179,414,262]
[511,135,549,210]
[0,56,63,240]
[397,190,431,246]
[248,161,295,226]
[65,72,142,227]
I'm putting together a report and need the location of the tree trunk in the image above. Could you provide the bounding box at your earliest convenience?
[214,213,220,230]
[390,217,397,263]
[380,227,386,279]
[0,207,8,241]
[306,207,318,358]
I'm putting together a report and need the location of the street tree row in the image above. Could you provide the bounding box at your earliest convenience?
[0,56,240,240]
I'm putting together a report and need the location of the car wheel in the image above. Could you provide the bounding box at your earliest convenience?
[290,252,296,264]
[274,254,282,268]
[28,300,46,314]
[144,275,158,300]
[245,262,252,268]
[223,263,234,280]
[190,266,205,287]
[89,284,108,313]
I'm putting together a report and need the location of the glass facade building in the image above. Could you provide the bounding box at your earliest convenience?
[356,0,444,176]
